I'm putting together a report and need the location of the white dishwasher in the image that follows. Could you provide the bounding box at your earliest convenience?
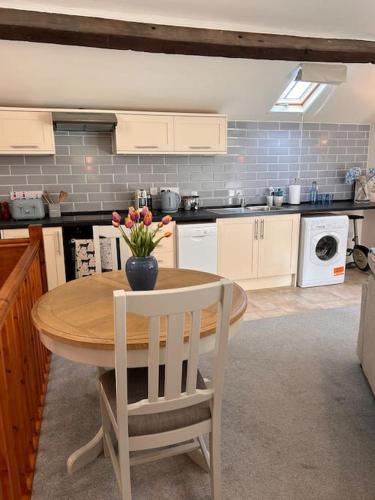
[177,223,217,274]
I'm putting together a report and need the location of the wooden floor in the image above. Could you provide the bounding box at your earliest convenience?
[245,268,368,321]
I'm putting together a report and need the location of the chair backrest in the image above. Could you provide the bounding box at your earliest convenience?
[113,279,233,420]
[93,225,130,273]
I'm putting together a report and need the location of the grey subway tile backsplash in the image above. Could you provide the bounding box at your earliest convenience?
[0,122,371,211]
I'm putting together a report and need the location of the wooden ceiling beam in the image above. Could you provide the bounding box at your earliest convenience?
[0,8,374,63]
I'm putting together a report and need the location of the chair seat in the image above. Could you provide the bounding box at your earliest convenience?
[99,362,211,437]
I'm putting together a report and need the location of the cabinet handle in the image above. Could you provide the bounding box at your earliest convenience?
[260,219,265,240]
[56,233,62,256]
[188,146,212,150]
[135,145,158,149]
[254,219,258,240]
[11,145,38,149]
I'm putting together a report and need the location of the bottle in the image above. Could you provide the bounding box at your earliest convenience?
[310,181,318,204]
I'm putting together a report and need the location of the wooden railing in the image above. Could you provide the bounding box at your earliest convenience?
[0,226,50,500]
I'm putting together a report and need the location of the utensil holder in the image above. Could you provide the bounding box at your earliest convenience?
[49,204,61,218]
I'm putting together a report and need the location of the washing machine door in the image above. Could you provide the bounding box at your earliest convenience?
[311,233,340,265]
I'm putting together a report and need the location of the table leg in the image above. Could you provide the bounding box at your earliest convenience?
[67,367,108,474]
[67,427,104,474]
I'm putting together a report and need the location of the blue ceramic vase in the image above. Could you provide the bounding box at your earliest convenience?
[125,256,158,291]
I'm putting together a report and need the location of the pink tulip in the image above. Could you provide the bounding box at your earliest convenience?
[141,206,149,217]
[162,215,172,225]
[130,210,140,222]
[112,211,121,223]
[124,217,134,229]
[112,220,120,228]
[143,212,152,226]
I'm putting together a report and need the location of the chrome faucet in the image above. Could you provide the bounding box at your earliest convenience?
[236,190,246,207]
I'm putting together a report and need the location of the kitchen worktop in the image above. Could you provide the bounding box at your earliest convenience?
[1,200,375,230]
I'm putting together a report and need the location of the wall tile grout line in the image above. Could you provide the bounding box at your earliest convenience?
[0,122,370,211]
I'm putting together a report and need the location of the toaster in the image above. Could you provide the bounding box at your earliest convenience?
[10,199,45,220]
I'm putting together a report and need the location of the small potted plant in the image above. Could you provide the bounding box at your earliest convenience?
[112,207,172,290]
[345,167,375,203]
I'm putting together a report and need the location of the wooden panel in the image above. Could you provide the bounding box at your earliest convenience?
[152,250,175,268]
[1,227,66,290]
[0,111,55,154]
[0,226,50,500]
[0,8,375,63]
[0,241,28,287]
[174,116,227,153]
[42,228,66,290]
[217,217,258,280]
[1,228,30,239]
[114,114,174,153]
[257,214,299,278]
[151,221,175,251]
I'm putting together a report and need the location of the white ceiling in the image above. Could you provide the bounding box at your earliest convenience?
[0,1,374,123]
[2,0,375,40]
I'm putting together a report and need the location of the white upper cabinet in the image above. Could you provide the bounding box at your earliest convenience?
[0,111,55,155]
[114,112,227,155]
[114,114,174,153]
[173,116,227,153]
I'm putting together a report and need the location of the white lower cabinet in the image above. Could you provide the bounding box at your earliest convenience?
[218,214,300,289]
[140,222,176,268]
[0,227,66,290]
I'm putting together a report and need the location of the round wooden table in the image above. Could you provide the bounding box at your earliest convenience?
[31,268,247,473]
[32,268,247,368]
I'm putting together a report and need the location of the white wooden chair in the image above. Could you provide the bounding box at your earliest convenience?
[99,279,233,499]
[92,225,130,273]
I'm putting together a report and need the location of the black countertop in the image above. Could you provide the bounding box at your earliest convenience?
[1,200,375,230]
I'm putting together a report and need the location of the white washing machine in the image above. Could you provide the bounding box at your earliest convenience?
[298,214,349,287]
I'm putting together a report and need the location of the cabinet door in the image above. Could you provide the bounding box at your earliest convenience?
[218,218,258,280]
[0,227,66,289]
[150,221,176,267]
[174,116,227,153]
[258,215,299,278]
[42,228,66,290]
[115,114,174,153]
[1,228,29,239]
[0,111,55,154]
[123,221,176,267]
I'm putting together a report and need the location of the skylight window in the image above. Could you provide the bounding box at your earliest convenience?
[272,78,327,113]
[277,80,320,106]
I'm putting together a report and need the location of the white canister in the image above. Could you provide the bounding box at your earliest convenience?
[289,184,301,205]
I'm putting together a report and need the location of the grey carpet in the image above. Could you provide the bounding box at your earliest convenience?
[32,306,375,500]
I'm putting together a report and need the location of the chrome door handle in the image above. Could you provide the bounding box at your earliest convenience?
[254,219,258,240]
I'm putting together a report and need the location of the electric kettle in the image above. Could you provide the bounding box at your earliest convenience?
[161,189,181,213]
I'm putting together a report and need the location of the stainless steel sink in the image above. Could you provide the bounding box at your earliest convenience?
[246,205,272,212]
[207,207,251,215]
[207,205,289,215]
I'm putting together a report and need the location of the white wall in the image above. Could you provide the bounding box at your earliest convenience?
[0,40,375,123]
[1,0,375,40]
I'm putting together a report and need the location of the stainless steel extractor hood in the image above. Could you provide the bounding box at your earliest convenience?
[52,112,117,132]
